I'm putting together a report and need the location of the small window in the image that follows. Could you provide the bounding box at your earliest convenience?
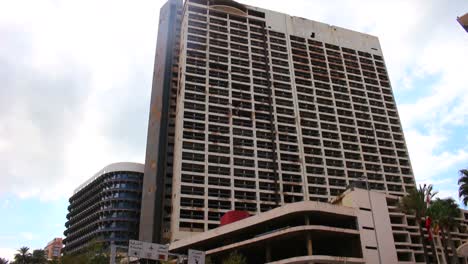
[248,9,265,18]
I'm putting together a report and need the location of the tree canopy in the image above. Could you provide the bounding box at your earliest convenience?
[14,247,31,264]
[458,169,468,206]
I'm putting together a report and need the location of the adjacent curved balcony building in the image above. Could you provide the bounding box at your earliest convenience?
[63,162,144,254]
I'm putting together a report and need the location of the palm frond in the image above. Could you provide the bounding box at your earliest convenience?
[399,184,437,218]
[463,196,468,207]
[458,169,468,183]
[458,168,468,206]
[459,185,468,197]
[428,198,461,229]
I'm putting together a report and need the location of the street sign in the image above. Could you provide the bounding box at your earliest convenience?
[128,240,144,258]
[128,240,169,261]
[156,244,169,261]
[188,249,205,264]
[144,242,169,261]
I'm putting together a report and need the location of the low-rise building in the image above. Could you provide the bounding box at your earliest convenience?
[44,238,63,260]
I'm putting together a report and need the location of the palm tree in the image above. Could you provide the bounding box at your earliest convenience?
[428,198,461,264]
[458,169,468,206]
[0,258,9,264]
[399,184,437,264]
[428,198,460,263]
[14,247,31,264]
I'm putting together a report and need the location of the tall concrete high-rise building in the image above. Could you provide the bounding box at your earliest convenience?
[140,0,416,243]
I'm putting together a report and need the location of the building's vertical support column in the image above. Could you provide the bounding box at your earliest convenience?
[265,242,272,263]
[307,235,313,256]
[305,215,313,255]
[140,0,182,243]
[110,243,116,264]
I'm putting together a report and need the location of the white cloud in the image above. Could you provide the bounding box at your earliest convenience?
[395,20,468,187]
[436,189,460,201]
[404,129,468,182]
[0,0,162,200]
[20,232,35,241]
[2,199,11,209]
[0,247,16,262]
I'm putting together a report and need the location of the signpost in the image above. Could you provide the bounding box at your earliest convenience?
[123,240,203,264]
[188,249,205,264]
[128,240,144,259]
[128,240,169,261]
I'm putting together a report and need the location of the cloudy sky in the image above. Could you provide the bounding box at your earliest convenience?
[0,0,467,260]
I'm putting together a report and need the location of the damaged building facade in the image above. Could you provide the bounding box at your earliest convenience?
[139,0,468,263]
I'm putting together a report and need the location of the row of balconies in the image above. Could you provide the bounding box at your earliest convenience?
[186,79,392,117]
[183,125,406,150]
[180,162,411,186]
[181,145,411,170]
[187,53,386,96]
[186,12,383,69]
[66,199,140,234]
[290,46,385,73]
[67,195,141,229]
[186,88,399,122]
[182,106,403,139]
[69,174,135,205]
[181,138,409,164]
[67,216,138,240]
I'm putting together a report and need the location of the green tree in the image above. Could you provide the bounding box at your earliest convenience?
[14,247,32,264]
[222,251,247,264]
[61,253,86,264]
[62,240,109,264]
[0,257,9,264]
[458,169,468,206]
[31,250,47,264]
[399,184,437,264]
[428,198,461,264]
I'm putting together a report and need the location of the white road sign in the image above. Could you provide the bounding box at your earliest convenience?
[145,243,169,261]
[188,249,205,264]
[156,244,170,261]
[128,240,169,261]
[128,240,144,258]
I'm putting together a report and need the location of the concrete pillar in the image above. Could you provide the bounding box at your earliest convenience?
[306,233,313,256]
[266,242,272,262]
[110,243,116,264]
[305,215,313,255]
